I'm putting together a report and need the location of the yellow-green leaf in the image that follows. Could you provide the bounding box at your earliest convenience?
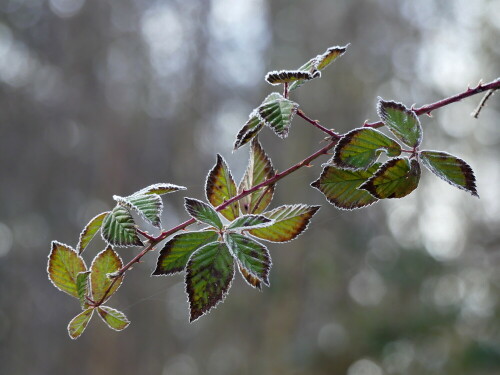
[239,139,276,214]
[377,99,423,148]
[48,241,87,298]
[90,247,123,304]
[360,158,421,199]
[77,212,109,255]
[239,265,262,290]
[420,151,478,197]
[67,308,94,339]
[101,206,142,247]
[205,154,239,221]
[249,204,320,242]
[97,306,130,331]
[76,271,91,309]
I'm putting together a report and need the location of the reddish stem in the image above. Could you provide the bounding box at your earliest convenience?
[297,109,339,137]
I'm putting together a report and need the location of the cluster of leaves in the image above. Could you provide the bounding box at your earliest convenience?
[311,100,478,209]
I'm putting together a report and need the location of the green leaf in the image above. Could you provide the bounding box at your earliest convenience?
[90,247,123,304]
[224,233,271,285]
[238,265,262,290]
[97,306,130,331]
[67,308,94,339]
[101,206,142,247]
[332,128,401,169]
[114,194,163,228]
[360,157,421,199]
[184,198,223,229]
[152,230,219,275]
[77,212,109,255]
[234,114,265,150]
[289,44,348,91]
[257,93,299,138]
[377,99,423,148]
[311,163,380,210]
[134,183,186,195]
[227,214,272,230]
[249,204,320,242]
[76,271,91,309]
[205,154,239,221]
[239,139,276,214]
[48,241,87,298]
[265,70,314,85]
[186,242,235,322]
[420,151,478,197]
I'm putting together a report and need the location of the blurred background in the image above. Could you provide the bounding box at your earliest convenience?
[1,0,499,374]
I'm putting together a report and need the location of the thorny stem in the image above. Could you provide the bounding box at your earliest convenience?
[97,77,500,305]
[472,89,497,119]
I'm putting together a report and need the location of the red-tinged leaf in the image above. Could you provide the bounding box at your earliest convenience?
[360,158,421,199]
[153,230,219,275]
[77,212,109,254]
[239,265,262,290]
[233,114,264,150]
[257,93,299,138]
[184,197,223,229]
[265,70,314,85]
[48,241,87,298]
[311,163,380,210]
[377,99,423,148]
[101,206,143,247]
[205,154,239,221]
[249,204,320,242]
[239,139,276,214]
[67,308,94,339]
[114,194,163,228]
[332,128,401,170]
[186,242,235,322]
[134,183,186,195]
[90,247,123,304]
[97,306,130,331]
[224,233,271,286]
[420,151,478,197]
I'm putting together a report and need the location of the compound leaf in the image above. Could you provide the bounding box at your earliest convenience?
[134,183,186,196]
[90,247,123,304]
[420,151,478,197]
[311,163,380,210]
[101,206,142,247]
[234,114,264,150]
[227,214,272,230]
[257,92,299,138]
[48,241,87,298]
[114,194,163,228]
[224,233,271,286]
[360,158,421,199]
[265,70,314,85]
[67,308,93,339]
[184,198,223,229]
[76,271,91,309]
[152,230,219,275]
[239,139,276,214]
[186,242,234,322]
[205,154,239,221]
[333,128,401,169]
[249,204,320,242]
[97,306,130,331]
[77,212,109,255]
[378,99,422,148]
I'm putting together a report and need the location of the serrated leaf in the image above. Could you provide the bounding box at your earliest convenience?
[67,308,94,339]
[90,247,123,304]
[257,93,299,138]
[76,271,91,309]
[289,44,348,91]
[184,198,223,229]
[249,204,320,242]
[239,139,276,214]
[378,99,423,148]
[101,206,142,247]
[134,183,186,195]
[227,214,273,230]
[205,154,239,221]
[234,114,264,150]
[420,151,478,197]
[152,230,219,275]
[97,306,130,331]
[332,128,401,169]
[186,242,235,322]
[360,158,421,199]
[224,233,271,286]
[265,70,314,85]
[77,212,109,255]
[48,241,87,298]
[239,265,262,290]
[114,194,163,228]
[311,164,380,210]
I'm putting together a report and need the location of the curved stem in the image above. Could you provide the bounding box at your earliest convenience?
[297,109,339,137]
